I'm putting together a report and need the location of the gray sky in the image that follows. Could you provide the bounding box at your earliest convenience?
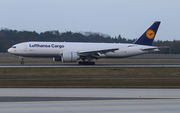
[0,0,179,41]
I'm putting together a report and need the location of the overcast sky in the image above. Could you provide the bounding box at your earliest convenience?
[0,0,179,41]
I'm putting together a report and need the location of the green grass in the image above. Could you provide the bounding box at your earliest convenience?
[0,67,180,88]
[1,56,180,88]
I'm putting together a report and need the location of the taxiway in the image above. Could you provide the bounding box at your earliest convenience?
[0,88,179,113]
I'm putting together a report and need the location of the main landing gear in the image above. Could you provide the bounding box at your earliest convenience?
[79,56,96,65]
[78,61,95,65]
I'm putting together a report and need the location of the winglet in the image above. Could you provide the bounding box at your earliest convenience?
[134,21,161,46]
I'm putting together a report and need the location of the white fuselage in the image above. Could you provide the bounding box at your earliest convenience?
[8,41,159,58]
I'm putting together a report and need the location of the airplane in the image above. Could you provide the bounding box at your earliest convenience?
[8,21,161,65]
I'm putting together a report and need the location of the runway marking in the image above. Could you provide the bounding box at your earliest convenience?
[0,104,180,111]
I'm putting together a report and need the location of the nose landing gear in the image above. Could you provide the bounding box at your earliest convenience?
[19,56,25,65]
[21,60,24,65]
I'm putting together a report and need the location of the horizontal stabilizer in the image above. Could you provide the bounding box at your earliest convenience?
[140,47,159,51]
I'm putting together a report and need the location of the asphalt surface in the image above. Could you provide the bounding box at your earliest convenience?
[0,88,180,113]
[1,64,180,67]
[0,96,172,102]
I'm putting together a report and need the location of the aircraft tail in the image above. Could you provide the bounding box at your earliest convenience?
[134,21,160,46]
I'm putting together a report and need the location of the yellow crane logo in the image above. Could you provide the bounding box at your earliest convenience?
[146,29,155,39]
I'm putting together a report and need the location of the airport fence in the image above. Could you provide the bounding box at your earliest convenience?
[1,52,180,59]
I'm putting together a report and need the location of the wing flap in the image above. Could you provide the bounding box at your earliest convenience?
[78,48,119,55]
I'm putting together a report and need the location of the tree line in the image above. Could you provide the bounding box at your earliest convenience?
[0,29,178,54]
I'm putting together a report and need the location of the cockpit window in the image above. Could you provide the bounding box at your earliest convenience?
[11,46,16,48]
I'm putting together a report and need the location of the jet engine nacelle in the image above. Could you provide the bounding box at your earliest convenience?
[61,51,79,62]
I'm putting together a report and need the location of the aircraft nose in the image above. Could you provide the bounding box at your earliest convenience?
[7,48,12,53]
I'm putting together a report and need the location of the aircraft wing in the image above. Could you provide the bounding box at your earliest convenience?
[78,47,119,56]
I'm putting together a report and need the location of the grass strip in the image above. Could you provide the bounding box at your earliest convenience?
[0,67,180,88]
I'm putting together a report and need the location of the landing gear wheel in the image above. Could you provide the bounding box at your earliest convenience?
[78,61,95,65]
[91,62,95,65]
[19,56,24,65]
[78,61,83,65]
[21,61,24,65]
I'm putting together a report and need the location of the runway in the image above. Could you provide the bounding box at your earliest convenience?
[0,88,180,113]
[1,64,180,67]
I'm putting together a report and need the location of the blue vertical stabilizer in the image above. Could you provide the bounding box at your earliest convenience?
[134,21,160,46]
